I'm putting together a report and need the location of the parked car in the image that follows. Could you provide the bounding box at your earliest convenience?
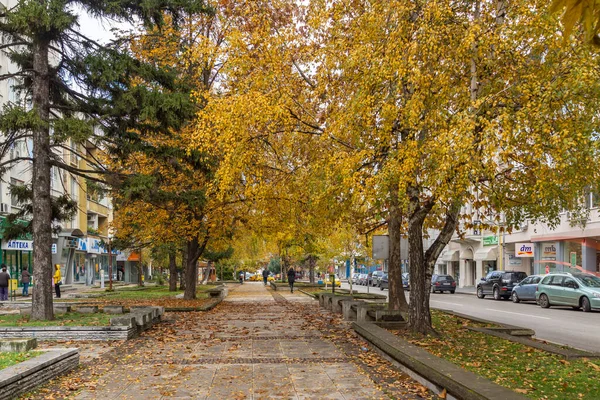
[324,274,341,287]
[402,273,410,290]
[357,274,368,285]
[431,274,456,293]
[511,274,543,303]
[365,272,374,286]
[477,270,528,300]
[380,273,388,290]
[372,271,385,286]
[536,272,600,312]
[351,273,360,284]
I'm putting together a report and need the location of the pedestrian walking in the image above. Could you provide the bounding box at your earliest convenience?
[262,269,269,286]
[53,264,62,298]
[21,267,30,297]
[0,264,10,301]
[287,267,295,293]
[239,271,244,284]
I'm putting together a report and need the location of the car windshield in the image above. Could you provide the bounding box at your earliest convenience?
[438,275,453,280]
[575,274,600,288]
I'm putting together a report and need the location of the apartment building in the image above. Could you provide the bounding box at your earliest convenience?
[437,201,600,288]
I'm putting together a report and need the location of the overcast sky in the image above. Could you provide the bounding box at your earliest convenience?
[76,7,134,44]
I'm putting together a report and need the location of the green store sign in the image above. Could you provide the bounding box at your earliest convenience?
[483,236,498,246]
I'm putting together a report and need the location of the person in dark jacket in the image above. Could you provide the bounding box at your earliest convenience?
[21,267,30,297]
[262,269,269,286]
[287,267,296,293]
[0,264,10,301]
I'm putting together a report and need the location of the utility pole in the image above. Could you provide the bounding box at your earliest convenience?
[108,238,113,291]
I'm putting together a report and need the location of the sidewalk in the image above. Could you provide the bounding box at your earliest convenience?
[32,282,430,399]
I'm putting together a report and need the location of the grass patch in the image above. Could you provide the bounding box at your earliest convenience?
[0,312,112,327]
[0,351,42,370]
[397,310,600,399]
[61,285,214,309]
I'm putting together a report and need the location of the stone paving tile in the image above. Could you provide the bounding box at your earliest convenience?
[39,282,429,400]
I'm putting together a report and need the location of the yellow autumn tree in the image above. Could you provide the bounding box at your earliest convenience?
[110,5,243,299]
[191,0,600,334]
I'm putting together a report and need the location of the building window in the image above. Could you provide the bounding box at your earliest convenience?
[10,178,24,207]
[71,177,78,201]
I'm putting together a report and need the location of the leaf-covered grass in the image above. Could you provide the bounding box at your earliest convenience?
[398,310,600,399]
[62,285,213,309]
[0,312,112,327]
[0,351,42,370]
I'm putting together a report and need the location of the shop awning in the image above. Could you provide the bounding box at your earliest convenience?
[474,247,498,261]
[460,248,473,259]
[441,250,459,262]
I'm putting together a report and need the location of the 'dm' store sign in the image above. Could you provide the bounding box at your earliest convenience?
[516,242,534,257]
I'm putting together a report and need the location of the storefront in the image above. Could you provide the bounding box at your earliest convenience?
[116,250,142,284]
[512,242,534,274]
[0,239,33,288]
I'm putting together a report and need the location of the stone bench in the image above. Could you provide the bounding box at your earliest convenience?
[356,303,388,322]
[103,305,124,314]
[76,306,98,314]
[53,304,71,314]
[0,338,37,352]
[341,300,366,321]
[206,285,228,299]
[318,293,336,310]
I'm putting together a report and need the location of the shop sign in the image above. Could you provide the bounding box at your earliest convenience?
[542,243,557,259]
[87,238,102,254]
[1,240,33,251]
[516,242,534,257]
[77,238,87,252]
[483,236,498,246]
[52,244,57,254]
[507,251,523,266]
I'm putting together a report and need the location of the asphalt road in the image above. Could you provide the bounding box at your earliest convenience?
[340,281,600,353]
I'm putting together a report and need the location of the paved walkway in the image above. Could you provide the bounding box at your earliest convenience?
[37,282,429,399]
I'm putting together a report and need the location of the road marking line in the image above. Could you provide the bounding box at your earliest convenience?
[484,308,551,320]
[430,301,464,306]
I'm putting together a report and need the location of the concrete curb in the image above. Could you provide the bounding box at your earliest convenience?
[0,348,79,400]
[353,322,527,400]
[438,309,600,359]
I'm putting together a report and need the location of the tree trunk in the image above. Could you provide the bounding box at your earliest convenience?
[388,192,409,312]
[282,254,288,283]
[31,35,53,321]
[407,210,432,334]
[168,249,178,291]
[183,235,209,300]
[407,193,461,334]
[179,246,187,290]
[308,255,315,284]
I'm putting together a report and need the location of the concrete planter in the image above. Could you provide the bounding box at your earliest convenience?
[0,348,79,400]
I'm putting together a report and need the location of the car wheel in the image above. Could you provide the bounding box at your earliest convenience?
[493,287,501,300]
[512,292,520,303]
[380,286,384,291]
[539,294,551,308]
[476,286,485,299]
[450,290,455,294]
[581,297,592,312]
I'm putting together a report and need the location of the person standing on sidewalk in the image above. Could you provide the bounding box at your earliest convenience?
[262,269,269,286]
[0,265,10,301]
[53,264,62,298]
[287,267,296,293]
[21,267,30,297]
